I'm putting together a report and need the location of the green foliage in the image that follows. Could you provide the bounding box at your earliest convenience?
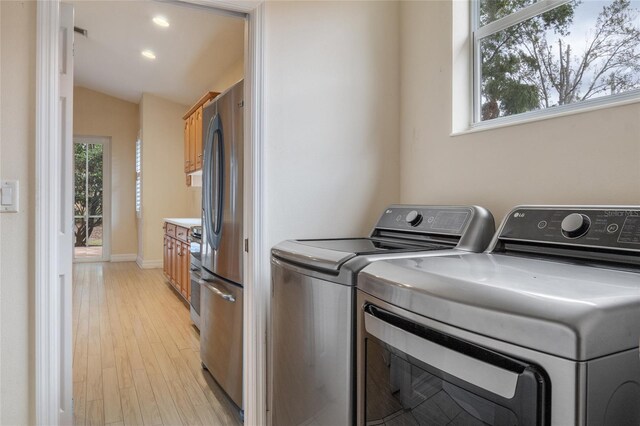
[74,143,103,247]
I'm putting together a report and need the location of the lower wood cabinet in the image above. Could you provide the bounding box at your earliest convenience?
[163,222,191,302]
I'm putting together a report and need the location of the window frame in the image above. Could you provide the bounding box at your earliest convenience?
[471,0,640,129]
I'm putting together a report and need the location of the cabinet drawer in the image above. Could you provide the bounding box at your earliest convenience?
[166,223,176,238]
[176,226,188,242]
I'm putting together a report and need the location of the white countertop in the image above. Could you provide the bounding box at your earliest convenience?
[164,218,201,228]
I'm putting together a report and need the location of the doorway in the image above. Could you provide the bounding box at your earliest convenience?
[35,1,265,424]
[73,136,111,262]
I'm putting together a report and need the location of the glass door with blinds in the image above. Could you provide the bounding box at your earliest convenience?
[74,136,110,261]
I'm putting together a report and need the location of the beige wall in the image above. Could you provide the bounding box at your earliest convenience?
[0,2,36,424]
[139,94,199,264]
[400,1,640,224]
[211,57,244,94]
[263,0,401,253]
[74,86,139,256]
[186,186,202,219]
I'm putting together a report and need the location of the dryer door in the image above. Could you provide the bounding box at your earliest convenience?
[361,304,550,425]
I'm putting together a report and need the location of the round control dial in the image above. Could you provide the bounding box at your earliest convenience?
[561,213,591,239]
[405,210,423,227]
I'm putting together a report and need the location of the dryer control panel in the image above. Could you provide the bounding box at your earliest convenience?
[371,205,496,254]
[498,207,640,253]
[375,206,474,236]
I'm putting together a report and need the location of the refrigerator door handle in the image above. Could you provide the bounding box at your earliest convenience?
[203,113,224,251]
[200,279,236,303]
[213,116,225,238]
[203,116,215,251]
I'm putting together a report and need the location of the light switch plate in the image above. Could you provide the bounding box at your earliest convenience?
[1,180,19,213]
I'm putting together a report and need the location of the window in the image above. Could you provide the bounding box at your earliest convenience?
[135,138,142,217]
[473,0,640,124]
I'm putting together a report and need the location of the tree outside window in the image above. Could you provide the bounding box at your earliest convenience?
[476,0,640,122]
[74,143,104,248]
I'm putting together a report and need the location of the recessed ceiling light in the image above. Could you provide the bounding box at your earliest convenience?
[141,50,156,60]
[153,16,170,27]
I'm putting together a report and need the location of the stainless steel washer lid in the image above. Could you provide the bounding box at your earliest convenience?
[358,253,640,361]
[272,238,442,273]
[271,240,359,273]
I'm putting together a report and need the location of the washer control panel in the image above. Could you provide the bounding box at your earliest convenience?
[499,207,640,251]
[376,206,473,236]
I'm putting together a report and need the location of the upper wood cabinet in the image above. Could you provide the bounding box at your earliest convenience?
[183,91,219,185]
[195,106,203,170]
[189,114,196,172]
[184,119,191,173]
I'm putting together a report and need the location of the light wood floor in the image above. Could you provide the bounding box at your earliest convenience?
[73,262,242,426]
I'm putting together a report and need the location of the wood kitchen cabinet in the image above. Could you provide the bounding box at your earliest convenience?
[163,222,192,302]
[189,113,196,172]
[184,118,191,173]
[163,234,171,276]
[182,91,219,185]
[194,106,203,169]
[180,241,190,299]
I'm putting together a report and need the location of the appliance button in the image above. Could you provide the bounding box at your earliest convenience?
[537,220,548,229]
[561,213,591,239]
[607,223,619,234]
[405,210,423,227]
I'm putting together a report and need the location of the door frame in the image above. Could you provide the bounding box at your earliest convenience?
[35,1,268,425]
[72,135,112,263]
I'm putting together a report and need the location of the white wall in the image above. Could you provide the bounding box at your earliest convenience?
[263,0,401,253]
[0,1,35,424]
[139,94,199,265]
[74,86,139,257]
[400,1,640,223]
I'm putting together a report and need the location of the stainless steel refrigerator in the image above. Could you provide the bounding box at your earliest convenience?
[200,80,244,411]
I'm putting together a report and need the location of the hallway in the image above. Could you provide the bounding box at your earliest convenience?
[72,262,241,426]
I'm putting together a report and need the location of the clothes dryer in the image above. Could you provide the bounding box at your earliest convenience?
[357,206,640,425]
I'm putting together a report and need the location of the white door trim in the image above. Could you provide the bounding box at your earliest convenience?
[72,135,112,263]
[35,1,63,425]
[239,3,268,425]
[35,1,267,425]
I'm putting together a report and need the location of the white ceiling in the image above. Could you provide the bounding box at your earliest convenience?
[71,0,245,105]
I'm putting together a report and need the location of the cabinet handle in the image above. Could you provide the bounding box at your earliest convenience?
[198,153,203,158]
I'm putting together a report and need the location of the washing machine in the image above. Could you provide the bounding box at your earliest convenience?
[356,205,640,425]
[270,205,495,426]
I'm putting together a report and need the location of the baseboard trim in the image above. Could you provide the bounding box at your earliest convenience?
[110,253,137,262]
[136,257,163,269]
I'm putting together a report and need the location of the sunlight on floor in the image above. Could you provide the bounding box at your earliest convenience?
[74,246,103,258]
